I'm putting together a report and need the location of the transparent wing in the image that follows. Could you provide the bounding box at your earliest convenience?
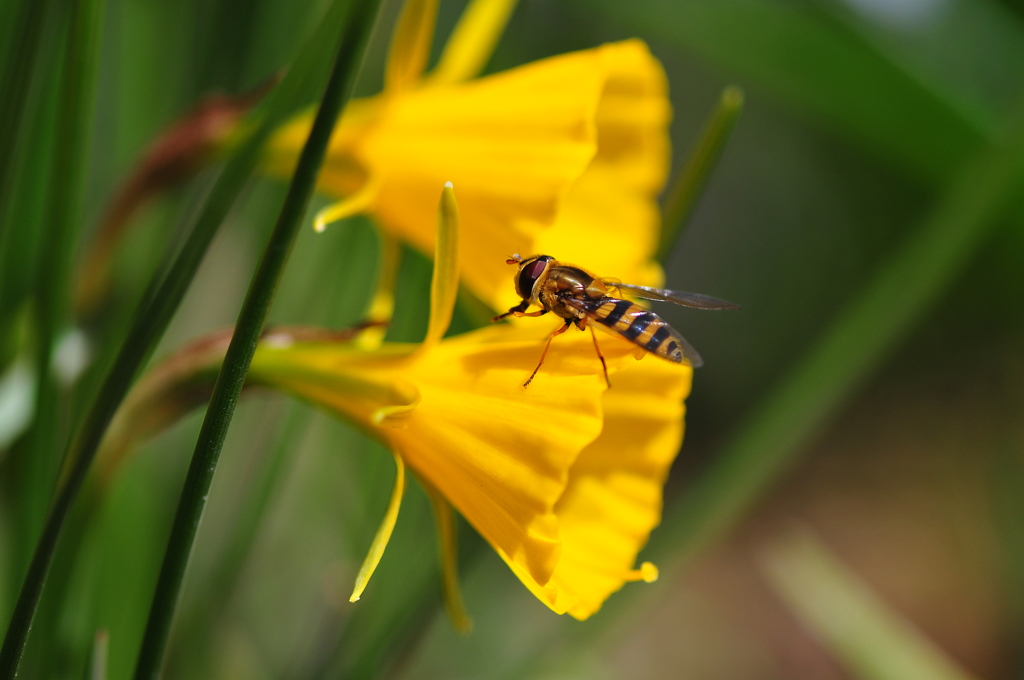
[610,282,740,310]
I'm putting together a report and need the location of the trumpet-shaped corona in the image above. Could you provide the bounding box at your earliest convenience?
[262,0,671,312]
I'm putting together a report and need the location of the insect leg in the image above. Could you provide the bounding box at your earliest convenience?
[524,319,572,388]
[588,324,611,388]
[492,300,529,322]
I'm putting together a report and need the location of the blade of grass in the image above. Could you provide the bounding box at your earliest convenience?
[0,0,361,673]
[657,85,743,261]
[0,34,61,371]
[761,529,979,680]
[0,0,52,245]
[130,1,382,677]
[21,0,106,581]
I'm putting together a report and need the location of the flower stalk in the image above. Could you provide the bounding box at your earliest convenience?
[131,2,382,677]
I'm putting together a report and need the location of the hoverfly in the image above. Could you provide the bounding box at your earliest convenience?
[493,254,739,387]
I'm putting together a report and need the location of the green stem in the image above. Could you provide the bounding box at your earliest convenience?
[657,86,743,261]
[131,2,381,678]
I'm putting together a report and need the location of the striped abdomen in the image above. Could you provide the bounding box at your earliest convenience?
[579,297,702,366]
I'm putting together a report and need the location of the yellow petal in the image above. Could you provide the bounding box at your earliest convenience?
[313,174,381,232]
[250,346,421,428]
[250,320,660,612]
[429,0,519,85]
[265,41,670,313]
[350,451,406,601]
[364,41,668,311]
[251,320,639,583]
[423,479,473,634]
[384,327,631,586]
[534,164,664,298]
[503,353,691,618]
[385,0,440,93]
[263,97,381,197]
[533,40,670,296]
[424,182,460,346]
[354,48,607,310]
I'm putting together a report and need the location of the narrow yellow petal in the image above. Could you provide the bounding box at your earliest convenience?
[349,452,406,602]
[423,480,473,634]
[313,176,380,232]
[385,0,440,93]
[356,232,401,350]
[424,182,460,346]
[430,0,518,85]
[371,389,421,428]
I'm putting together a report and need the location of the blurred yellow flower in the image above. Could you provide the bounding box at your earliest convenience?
[262,0,671,312]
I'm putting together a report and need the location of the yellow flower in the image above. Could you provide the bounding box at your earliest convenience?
[262,0,671,312]
[245,185,691,620]
[98,186,690,622]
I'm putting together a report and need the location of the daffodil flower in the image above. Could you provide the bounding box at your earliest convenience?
[249,185,690,621]
[102,185,691,622]
[262,0,671,312]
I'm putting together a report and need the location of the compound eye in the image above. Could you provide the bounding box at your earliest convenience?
[517,259,548,298]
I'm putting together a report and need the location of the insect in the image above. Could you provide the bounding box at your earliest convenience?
[492,254,739,387]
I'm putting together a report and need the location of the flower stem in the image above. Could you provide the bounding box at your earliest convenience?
[130,2,382,678]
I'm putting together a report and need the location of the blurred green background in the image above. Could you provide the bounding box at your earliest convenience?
[2,0,1024,678]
